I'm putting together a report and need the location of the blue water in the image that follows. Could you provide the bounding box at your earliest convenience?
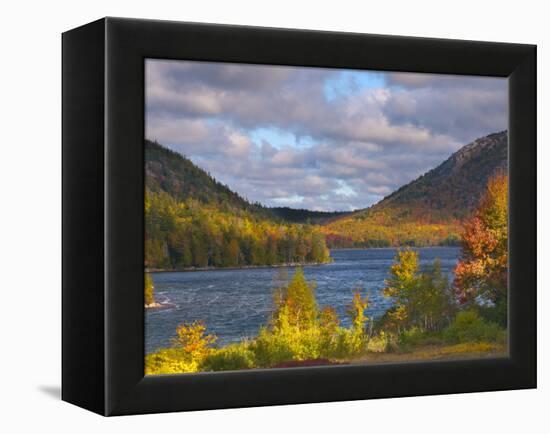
[145,247,460,354]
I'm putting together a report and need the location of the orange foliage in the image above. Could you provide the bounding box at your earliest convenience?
[322,216,461,248]
[454,173,508,311]
[172,321,217,359]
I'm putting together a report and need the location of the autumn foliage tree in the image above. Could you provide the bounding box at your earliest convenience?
[382,248,453,333]
[454,173,508,325]
[172,322,217,364]
[383,249,420,332]
[145,190,331,270]
[347,290,370,334]
[272,268,318,330]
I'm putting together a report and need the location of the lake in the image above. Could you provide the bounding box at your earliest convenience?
[146,247,460,354]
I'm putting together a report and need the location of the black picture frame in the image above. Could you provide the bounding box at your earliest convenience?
[62,17,536,416]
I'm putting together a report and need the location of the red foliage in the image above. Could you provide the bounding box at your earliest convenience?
[453,173,508,308]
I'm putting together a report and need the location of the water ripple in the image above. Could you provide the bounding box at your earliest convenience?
[145,247,460,353]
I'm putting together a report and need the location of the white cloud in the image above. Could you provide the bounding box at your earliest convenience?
[145,60,507,211]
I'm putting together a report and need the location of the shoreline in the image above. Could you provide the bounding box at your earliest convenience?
[146,260,332,274]
[146,245,461,273]
[329,245,460,251]
[145,302,176,310]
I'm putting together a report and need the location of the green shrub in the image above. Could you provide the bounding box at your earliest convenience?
[366,331,393,353]
[250,325,323,366]
[250,324,373,366]
[145,348,197,375]
[398,327,444,350]
[145,321,217,375]
[398,327,424,347]
[250,272,372,366]
[332,328,368,358]
[250,327,296,366]
[477,303,508,327]
[201,342,256,372]
[442,310,504,344]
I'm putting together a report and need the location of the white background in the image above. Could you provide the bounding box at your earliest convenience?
[0,0,546,432]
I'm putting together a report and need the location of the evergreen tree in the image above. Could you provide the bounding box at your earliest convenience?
[273,268,318,330]
[383,249,453,332]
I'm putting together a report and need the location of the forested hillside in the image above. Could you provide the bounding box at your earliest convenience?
[323,131,508,247]
[369,130,507,221]
[146,140,348,223]
[145,130,508,264]
[145,141,331,269]
[146,140,264,215]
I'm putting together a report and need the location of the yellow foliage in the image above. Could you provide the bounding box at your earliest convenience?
[172,321,216,359]
[322,217,461,248]
[440,342,499,354]
[454,173,508,321]
[145,265,504,375]
[347,290,369,332]
[366,331,393,353]
[144,273,155,306]
[145,348,199,375]
[201,342,256,372]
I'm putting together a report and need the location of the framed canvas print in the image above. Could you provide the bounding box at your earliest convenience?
[62,17,536,416]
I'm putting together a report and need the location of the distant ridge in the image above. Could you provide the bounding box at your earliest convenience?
[268,207,350,224]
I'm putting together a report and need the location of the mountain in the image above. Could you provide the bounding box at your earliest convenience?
[145,140,332,269]
[370,130,508,221]
[146,139,350,222]
[146,139,263,214]
[323,131,508,247]
[146,130,507,252]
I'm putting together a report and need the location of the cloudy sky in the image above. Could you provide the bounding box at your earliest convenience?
[145,59,507,211]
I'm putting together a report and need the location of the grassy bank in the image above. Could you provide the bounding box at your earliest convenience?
[351,342,506,365]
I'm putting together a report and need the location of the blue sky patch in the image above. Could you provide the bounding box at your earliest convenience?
[324,70,386,102]
[250,127,316,150]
